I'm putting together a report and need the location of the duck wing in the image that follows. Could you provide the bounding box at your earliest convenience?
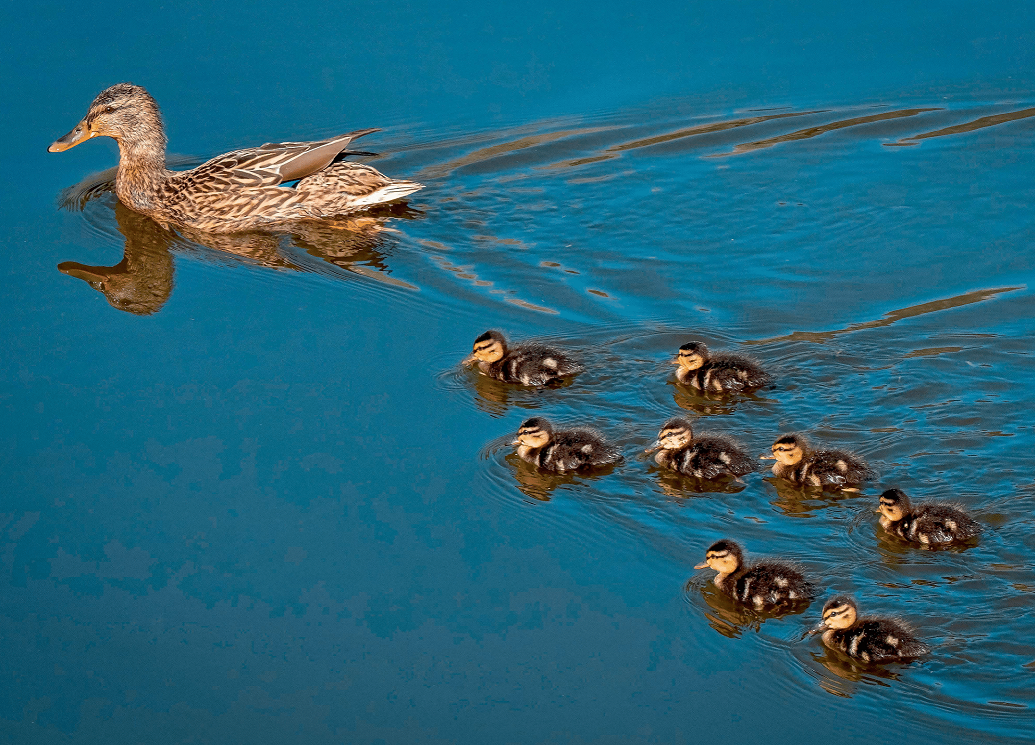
[183,128,381,190]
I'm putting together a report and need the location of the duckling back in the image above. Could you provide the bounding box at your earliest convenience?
[660,435,755,479]
[826,618,929,663]
[524,428,621,472]
[890,503,981,545]
[679,354,771,393]
[780,448,873,488]
[723,561,814,610]
[490,343,583,387]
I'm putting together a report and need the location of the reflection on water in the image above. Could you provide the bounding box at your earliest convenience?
[57,172,423,314]
[693,580,812,638]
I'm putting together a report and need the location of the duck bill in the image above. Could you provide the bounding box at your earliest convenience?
[807,622,828,636]
[48,119,94,152]
[511,439,521,446]
[461,354,477,366]
[643,440,662,454]
[759,454,776,460]
[58,261,110,285]
[693,561,708,569]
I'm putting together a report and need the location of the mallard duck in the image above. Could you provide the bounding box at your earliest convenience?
[876,488,980,545]
[48,83,423,233]
[812,596,929,663]
[464,330,583,386]
[673,341,771,393]
[762,433,873,490]
[645,417,755,479]
[512,417,621,472]
[695,539,814,611]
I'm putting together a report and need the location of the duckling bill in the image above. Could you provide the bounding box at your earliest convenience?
[876,488,980,546]
[49,83,422,233]
[673,341,771,394]
[464,330,583,387]
[512,417,621,472]
[762,433,873,490]
[812,596,929,663]
[695,539,814,611]
[645,417,755,479]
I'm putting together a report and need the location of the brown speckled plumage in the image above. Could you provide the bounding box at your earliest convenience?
[49,84,423,233]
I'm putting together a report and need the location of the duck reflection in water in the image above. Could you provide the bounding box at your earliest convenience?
[691,580,810,639]
[504,452,618,502]
[57,172,422,316]
[764,476,861,518]
[465,371,576,418]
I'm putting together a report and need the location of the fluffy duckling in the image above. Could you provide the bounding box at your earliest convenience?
[876,488,980,545]
[673,341,771,393]
[512,417,621,472]
[695,539,814,611]
[762,434,874,490]
[645,417,755,479]
[812,596,929,663]
[464,330,583,387]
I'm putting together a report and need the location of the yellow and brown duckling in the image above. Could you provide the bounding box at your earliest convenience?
[464,330,583,387]
[512,417,621,472]
[762,433,874,490]
[812,596,929,663]
[695,539,814,611]
[49,84,423,233]
[673,341,771,394]
[645,417,755,479]
[876,488,980,545]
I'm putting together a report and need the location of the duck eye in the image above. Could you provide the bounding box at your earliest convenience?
[104,106,116,114]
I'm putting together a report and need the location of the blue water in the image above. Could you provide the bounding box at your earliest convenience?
[4,2,1035,743]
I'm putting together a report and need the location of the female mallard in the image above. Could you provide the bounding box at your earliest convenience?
[512,417,621,472]
[673,341,771,393]
[48,83,423,233]
[876,488,981,546]
[762,433,873,490]
[463,330,583,387]
[694,539,814,611]
[812,596,929,663]
[645,417,755,479]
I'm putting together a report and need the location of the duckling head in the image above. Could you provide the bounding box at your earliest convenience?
[694,539,744,573]
[644,417,694,453]
[674,341,709,372]
[513,417,553,448]
[50,83,166,153]
[877,488,910,521]
[762,434,807,466]
[463,330,507,366]
[814,596,858,633]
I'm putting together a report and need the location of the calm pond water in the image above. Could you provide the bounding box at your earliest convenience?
[4,2,1035,743]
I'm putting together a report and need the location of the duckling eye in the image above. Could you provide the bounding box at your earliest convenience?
[104,106,116,114]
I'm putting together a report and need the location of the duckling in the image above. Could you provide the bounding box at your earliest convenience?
[812,596,929,663]
[694,539,814,611]
[464,330,583,387]
[876,488,980,545]
[512,417,621,472]
[762,433,874,490]
[644,417,755,479]
[673,341,771,393]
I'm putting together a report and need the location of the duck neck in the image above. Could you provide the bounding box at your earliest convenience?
[114,130,169,214]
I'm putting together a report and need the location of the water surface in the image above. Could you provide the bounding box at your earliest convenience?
[3,2,1035,743]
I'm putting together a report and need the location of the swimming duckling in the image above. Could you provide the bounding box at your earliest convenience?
[812,596,929,663]
[464,330,583,387]
[645,417,755,479]
[695,539,814,611]
[876,488,980,545]
[762,434,874,490]
[512,417,621,472]
[673,341,771,393]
